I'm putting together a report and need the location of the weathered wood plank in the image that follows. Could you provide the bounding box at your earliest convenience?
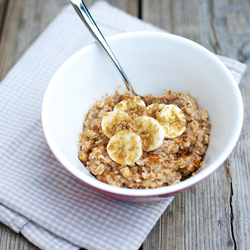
[0,0,69,81]
[104,0,138,16]
[0,0,9,43]
[211,1,250,249]
[0,224,38,250]
[142,0,250,249]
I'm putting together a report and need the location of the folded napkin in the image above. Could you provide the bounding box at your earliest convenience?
[0,1,246,250]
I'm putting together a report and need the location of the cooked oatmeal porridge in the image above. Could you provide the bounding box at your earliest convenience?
[78,90,211,189]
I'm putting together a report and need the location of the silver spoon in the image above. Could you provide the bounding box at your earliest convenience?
[71,0,140,97]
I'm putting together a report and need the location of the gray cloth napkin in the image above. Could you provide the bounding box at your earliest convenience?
[0,1,246,250]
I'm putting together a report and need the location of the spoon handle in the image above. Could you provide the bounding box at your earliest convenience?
[71,0,137,96]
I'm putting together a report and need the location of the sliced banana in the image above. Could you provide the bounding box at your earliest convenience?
[147,103,165,118]
[114,97,146,116]
[138,116,165,151]
[147,104,186,138]
[107,131,142,165]
[114,97,145,111]
[101,111,129,138]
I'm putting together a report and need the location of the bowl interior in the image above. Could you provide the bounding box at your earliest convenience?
[42,32,243,196]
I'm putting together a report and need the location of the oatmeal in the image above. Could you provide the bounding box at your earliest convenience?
[78,90,211,189]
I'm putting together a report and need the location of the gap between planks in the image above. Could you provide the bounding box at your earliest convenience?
[0,0,10,46]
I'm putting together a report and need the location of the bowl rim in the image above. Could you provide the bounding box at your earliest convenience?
[42,31,244,197]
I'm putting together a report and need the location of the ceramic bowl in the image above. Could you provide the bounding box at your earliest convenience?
[42,32,243,202]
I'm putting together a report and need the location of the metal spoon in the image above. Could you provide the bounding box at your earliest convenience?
[71,0,140,97]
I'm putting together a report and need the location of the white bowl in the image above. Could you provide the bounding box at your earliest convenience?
[42,32,243,202]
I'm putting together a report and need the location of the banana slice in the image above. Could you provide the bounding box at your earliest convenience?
[114,97,146,116]
[107,131,142,165]
[147,104,186,138]
[101,111,129,138]
[147,103,165,118]
[114,97,145,111]
[138,116,165,151]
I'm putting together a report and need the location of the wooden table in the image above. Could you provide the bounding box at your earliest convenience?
[0,0,249,249]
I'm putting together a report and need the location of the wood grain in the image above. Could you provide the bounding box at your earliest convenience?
[0,0,9,43]
[142,0,250,249]
[0,224,38,250]
[0,0,68,81]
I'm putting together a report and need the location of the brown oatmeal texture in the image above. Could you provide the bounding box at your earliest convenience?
[78,90,211,189]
